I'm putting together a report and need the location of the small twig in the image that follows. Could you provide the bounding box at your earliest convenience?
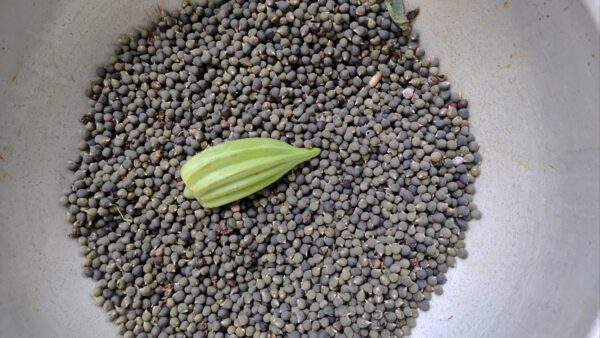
[110,203,131,224]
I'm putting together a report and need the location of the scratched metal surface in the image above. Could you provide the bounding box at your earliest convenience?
[0,0,598,337]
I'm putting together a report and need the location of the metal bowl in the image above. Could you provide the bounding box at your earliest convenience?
[1,0,598,337]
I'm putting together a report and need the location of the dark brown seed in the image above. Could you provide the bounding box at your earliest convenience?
[407,8,420,22]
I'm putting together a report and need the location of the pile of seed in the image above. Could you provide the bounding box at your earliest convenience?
[62,0,482,337]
